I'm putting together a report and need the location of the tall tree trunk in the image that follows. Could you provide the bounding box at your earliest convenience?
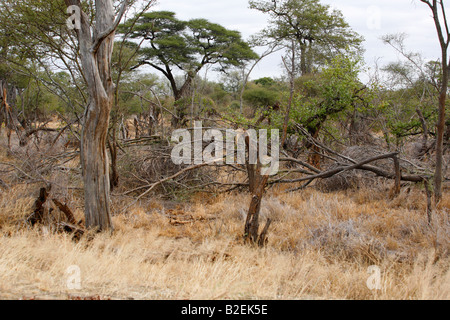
[434,63,448,203]
[66,0,128,231]
[421,0,450,204]
[244,143,271,246]
[171,72,195,128]
[82,98,113,230]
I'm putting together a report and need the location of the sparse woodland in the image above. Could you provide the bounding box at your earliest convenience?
[0,0,448,300]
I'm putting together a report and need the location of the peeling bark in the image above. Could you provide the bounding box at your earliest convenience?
[65,0,128,231]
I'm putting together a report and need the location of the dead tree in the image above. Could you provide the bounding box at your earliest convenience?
[420,0,450,204]
[244,163,271,245]
[0,81,23,149]
[52,198,77,225]
[27,185,85,240]
[28,186,51,226]
[242,132,274,246]
[278,152,404,196]
[65,0,129,231]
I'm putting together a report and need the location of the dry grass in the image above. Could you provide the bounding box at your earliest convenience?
[0,182,448,300]
[0,129,448,300]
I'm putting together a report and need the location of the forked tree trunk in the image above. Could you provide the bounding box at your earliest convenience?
[66,0,128,231]
[421,0,450,204]
[243,133,273,246]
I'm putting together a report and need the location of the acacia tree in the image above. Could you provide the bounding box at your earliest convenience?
[64,0,129,231]
[0,0,127,230]
[420,0,450,204]
[119,11,258,125]
[381,33,439,156]
[249,0,363,75]
[296,55,368,167]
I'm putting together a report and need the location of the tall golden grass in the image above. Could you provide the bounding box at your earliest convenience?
[0,181,448,300]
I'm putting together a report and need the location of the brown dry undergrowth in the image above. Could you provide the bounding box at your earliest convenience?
[0,181,449,300]
[0,129,448,299]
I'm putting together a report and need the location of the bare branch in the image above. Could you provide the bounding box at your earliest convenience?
[91,0,129,54]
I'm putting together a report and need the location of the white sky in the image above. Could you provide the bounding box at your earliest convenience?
[146,0,449,84]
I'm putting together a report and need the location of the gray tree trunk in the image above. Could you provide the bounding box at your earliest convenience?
[66,0,127,230]
[421,0,449,204]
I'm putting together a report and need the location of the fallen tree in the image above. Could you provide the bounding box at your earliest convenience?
[26,185,85,240]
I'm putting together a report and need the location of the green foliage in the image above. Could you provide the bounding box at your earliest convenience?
[377,33,444,144]
[208,84,230,106]
[0,0,69,62]
[119,11,258,100]
[316,55,362,112]
[2,0,438,156]
[250,0,363,74]
[288,54,368,134]
[120,11,192,70]
[229,101,242,111]
[377,86,437,140]
[222,54,370,144]
[187,18,258,70]
[112,40,141,84]
[0,0,90,119]
[254,77,276,87]
[114,73,162,117]
[243,83,280,108]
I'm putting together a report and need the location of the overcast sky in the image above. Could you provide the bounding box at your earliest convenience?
[148,0,449,83]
